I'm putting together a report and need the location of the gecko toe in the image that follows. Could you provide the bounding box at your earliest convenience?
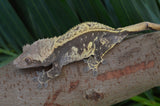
[32,76,43,89]
[44,82,48,88]
[101,59,107,65]
[32,77,38,82]
[92,69,98,76]
[36,80,49,89]
[37,83,43,89]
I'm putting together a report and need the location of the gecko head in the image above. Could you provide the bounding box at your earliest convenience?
[13,38,57,69]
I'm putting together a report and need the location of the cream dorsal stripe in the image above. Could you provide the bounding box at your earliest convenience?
[55,22,116,48]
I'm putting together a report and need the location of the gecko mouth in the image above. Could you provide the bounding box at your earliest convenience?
[18,64,53,72]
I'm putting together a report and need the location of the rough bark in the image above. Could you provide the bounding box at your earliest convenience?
[0,32,160,106]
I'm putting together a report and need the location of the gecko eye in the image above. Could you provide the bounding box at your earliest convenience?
[24,57,32,64]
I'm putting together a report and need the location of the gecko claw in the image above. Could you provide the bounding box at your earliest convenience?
[36,81,48,89]
[37,83,43,89]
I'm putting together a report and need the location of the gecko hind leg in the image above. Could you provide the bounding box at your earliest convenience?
[83,56,103,76]
[83,58,93,72]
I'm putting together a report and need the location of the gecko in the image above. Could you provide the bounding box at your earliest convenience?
[13,22,160,87]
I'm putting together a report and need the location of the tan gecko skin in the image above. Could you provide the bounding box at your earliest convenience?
[13,22,160,87]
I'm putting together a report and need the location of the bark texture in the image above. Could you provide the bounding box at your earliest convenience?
[0,31,160,106]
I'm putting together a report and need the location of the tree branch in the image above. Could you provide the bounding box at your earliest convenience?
[0,32,160,106]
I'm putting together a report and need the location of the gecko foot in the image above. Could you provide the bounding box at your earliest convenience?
[32,71,42,82]
[83,56,100,76]
[33,70,51,89]
[37,81,48,89]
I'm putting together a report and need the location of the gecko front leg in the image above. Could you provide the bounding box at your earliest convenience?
[36,62,62,88]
